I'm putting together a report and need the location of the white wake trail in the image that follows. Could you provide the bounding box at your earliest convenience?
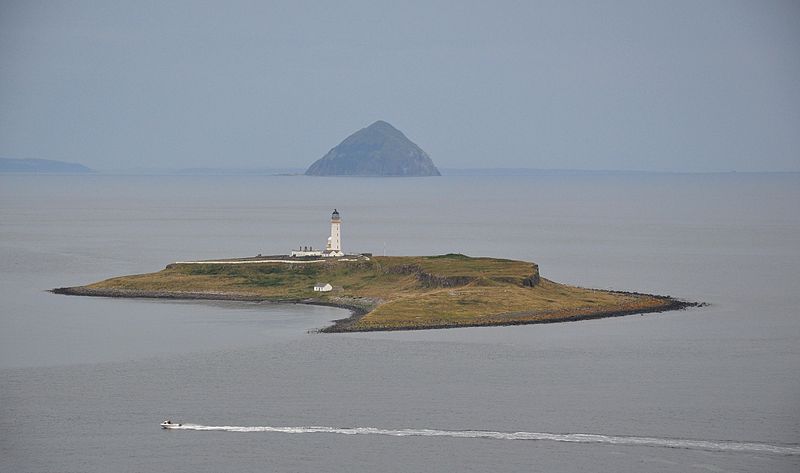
[165,424,800,455]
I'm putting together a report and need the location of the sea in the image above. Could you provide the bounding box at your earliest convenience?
[1,173,798,472]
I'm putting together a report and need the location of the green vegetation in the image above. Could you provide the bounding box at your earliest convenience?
[72,254,686,332]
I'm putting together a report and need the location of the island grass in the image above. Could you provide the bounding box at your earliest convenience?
[69,254,688,331]
[355,279,670,330]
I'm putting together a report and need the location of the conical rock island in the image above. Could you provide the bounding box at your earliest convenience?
[305,121,441,176]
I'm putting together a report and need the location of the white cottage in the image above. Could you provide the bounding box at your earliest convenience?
[313,283,333,292]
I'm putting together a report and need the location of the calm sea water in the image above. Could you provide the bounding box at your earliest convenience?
[1,173,798,472]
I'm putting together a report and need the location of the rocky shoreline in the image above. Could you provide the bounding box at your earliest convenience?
[51,286,701,333]
[321,297,702,333]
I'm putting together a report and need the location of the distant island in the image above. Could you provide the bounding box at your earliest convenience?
[0,157,92,173]
[53,254,697,332]
[305,121,441,177]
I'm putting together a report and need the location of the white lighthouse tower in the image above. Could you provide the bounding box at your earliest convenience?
[324,209,343,257]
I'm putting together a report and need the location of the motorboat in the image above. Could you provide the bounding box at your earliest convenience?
[160,420,182,429]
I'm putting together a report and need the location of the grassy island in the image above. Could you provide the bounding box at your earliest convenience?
[53,254,697,332]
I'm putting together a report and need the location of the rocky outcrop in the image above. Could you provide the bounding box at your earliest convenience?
[305,121,441,177]
[383,262,540,289]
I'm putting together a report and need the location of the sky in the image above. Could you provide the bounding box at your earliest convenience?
[1,0,798,172]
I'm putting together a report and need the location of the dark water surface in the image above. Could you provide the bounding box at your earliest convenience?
[1,174,798,472]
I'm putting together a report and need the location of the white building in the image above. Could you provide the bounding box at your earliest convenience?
[289,209,344,258]
[313,283,333,292]
[290,246,322,257]
[323,209,343,257]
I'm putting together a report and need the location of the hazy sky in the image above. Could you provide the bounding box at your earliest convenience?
[1,0,798,172]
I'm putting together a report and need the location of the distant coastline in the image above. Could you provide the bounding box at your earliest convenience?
[6,165,797,177]
[0,157,92,174]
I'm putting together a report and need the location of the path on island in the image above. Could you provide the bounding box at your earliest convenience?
[173,257,366,265]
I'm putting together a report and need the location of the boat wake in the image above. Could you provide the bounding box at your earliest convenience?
[164,424,799,455]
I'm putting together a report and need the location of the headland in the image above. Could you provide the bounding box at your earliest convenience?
[52,253,700,332]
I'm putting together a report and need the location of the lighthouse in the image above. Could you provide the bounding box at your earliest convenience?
[324,209,343,257]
